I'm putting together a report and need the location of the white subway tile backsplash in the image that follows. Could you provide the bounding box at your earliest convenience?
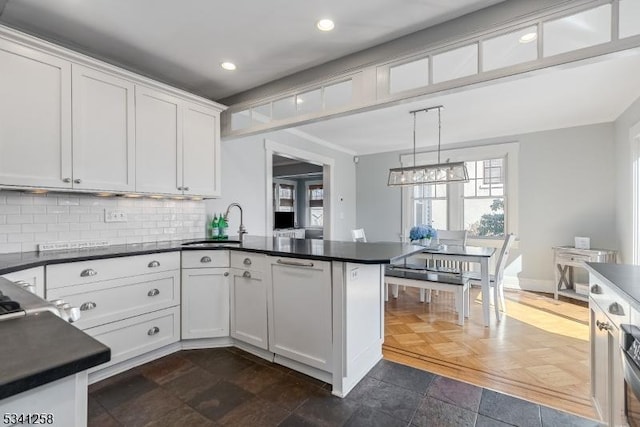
[0,243,22,253]
[0,206,20,214]
[8,233,33,243]
[0,190,206,254]
[22,224,46,233]
[7,215,33,224]
[0,225,21,233]
[47,223,70,232]
[21,206,47,214]
[33,214,58,224]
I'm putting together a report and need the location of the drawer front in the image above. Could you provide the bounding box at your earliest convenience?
[47,252,180,289]
[86,306,180,369]
[589,275,630,327]
[182,250,229,269]
[556,252,592,264]
[230,251,266,272]
[47,270,180,330]
[1,266,45,298]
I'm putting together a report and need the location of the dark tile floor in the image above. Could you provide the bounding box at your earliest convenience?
[88,348,602,427]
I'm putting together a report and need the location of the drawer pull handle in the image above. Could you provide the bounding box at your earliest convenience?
[148,260,161,268]
[243,258,252,266]
[609,302,625,316]
[224,272,229,277]
[147,326,160,336]
[80,269,97,277]
[148,288,160,297]
[590,284,602,294]
[276,259,314,268]
[201,256,212,263]
[80,302,97,311]
[243,271,251,278]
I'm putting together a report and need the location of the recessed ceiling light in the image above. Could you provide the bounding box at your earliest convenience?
[519,32,538,44]
[220,62,237,71]
[316,19,335,32]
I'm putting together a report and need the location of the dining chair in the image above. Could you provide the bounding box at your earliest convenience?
[351,228,367,242]
[420,229,468,301]
[464,233,516,321]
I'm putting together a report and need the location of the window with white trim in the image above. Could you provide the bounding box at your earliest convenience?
[273,181,295,212]
[308,183,324,227]
[408,156,507,238]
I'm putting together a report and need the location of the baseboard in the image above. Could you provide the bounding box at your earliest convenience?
[181,337,233,350]
[274,354,332,383]
[88,342,182,384]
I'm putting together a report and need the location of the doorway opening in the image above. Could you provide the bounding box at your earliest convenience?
[265,140,334,240]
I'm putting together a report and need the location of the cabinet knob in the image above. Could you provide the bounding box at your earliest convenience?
[147,288,160,297]
[609,302,625,316]
[243,258,252,266]
[62,178,72,183]
[223,272,229,277]
[183,186,190,191]
[80,268,97,277]
[148,260,161,268]
[80,301,97,311]
[590,284,602,294]
[243,271,252,279]
[200,256,212,263]
[147,326,160,336]
[177,186,184,191]
[74,179,82,184]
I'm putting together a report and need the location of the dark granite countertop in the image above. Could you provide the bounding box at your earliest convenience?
[0,301,110,399]
[586,262,640,310]
[0,236,425,275]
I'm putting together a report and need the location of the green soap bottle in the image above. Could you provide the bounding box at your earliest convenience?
[218,213,228,240]
[210,215,219,239]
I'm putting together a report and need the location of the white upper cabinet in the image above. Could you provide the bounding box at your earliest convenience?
[0,39,72,189]
[135,86,182,195]
[136,86,221,197]
[0,26,225,197]
[72,65,135,192]
[183,103,221,197]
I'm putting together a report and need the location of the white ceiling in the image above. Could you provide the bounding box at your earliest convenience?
[0,0,503,100]
[297,51,640,155]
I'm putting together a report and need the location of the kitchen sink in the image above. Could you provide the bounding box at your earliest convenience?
[181,240,241,248]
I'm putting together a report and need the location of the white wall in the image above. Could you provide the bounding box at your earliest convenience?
[356,123,617,289]
[206,130,356,241]
[614,96,640,263]
[0,191,206,254]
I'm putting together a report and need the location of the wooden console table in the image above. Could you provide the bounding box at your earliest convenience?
[553,246,617,302]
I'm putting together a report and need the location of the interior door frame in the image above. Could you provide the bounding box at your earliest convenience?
[265,139,334,240]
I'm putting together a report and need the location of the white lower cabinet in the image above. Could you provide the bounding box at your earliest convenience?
[589,275,627,426]
[268,257,332,371]
[85,306,180,368]
[181,251,229,339]
[1,266,45,298]
[230,260,269,350]
[45,253,181,372]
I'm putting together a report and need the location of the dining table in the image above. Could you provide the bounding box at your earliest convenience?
[413,244,496,327]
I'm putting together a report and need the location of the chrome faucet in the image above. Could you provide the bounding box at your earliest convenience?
[224,203,247,242]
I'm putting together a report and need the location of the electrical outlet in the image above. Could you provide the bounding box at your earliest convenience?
[350,268,359,281]
[105,209,127,223]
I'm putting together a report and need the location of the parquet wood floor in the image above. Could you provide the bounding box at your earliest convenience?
[382,286,597,420]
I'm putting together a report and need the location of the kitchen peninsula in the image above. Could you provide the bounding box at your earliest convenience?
[0,236,425,403]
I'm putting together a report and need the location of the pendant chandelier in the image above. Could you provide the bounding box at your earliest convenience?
[387,105,469,187]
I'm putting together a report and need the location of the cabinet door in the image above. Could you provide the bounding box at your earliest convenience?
[71,65,135,191]
[182,102,220,197]
[135,86,182,195]
[182,268,229,339]
[0,39,72,189]
[269,258,332,371]
[230,268,268,349]
[590,302,609,422]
